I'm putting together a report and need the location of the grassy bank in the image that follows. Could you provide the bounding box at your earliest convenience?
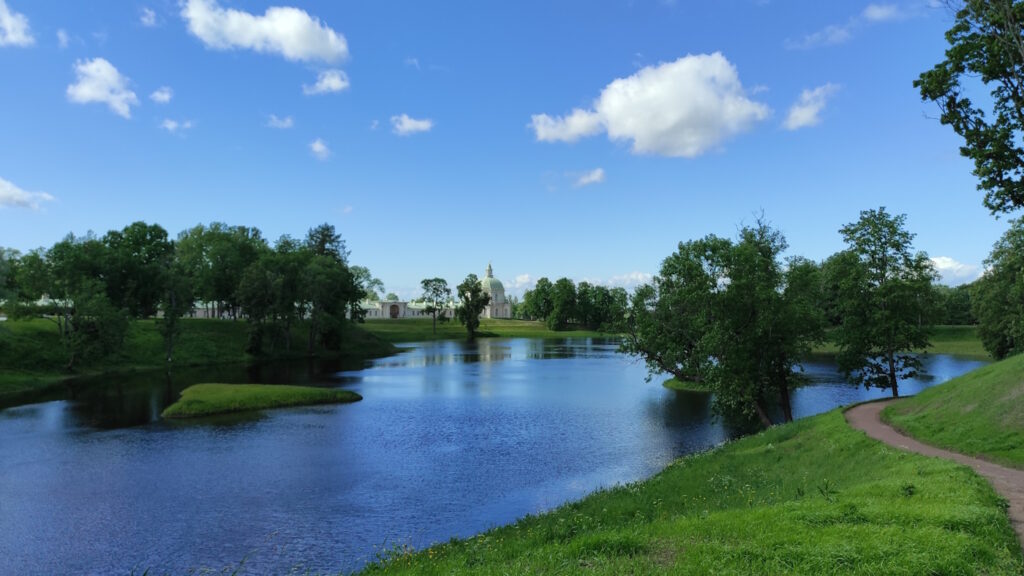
[161,383,361,418]
[361,318,607,343]
[661,378,709,393]
[0,318,395,404]
[360,409,1021,575]
[883,352,1024,469]
[814,325,988,358]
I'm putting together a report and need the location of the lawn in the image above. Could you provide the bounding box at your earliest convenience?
[361,318,608,343]
[161,383,362,418]
[359,409,1021,575]
[813,325,988,358]
[883,352,1024,469]
[0,318,395,404]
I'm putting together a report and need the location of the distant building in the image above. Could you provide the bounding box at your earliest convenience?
[358,263,511,320]
[479,263,510,319]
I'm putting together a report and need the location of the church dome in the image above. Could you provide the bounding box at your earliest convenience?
[480,263,506,304]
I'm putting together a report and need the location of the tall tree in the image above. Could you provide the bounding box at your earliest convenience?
[102,221,173,318]
[420,277,451,334]
[547,277,577,330]
[831,208,938,397]
[972,218,1024,358]
[522,277,553,321]
[455,274,490,339]
[916,0,1024,213]
[156,256,193,364]
[349,265,384,322]
[305,223,349,263]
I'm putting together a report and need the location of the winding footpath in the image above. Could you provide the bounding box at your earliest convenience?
[845,400,1024,552]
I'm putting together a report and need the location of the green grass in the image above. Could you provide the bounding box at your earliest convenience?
[359,409,1021,575]
[161,383,361,418]
[814,325,989,358]
[0,318,395,404]
[361,318,608,343]
[883,352,1024,469]
[661,378,709,393]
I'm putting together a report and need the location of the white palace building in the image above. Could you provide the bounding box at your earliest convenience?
[360,263,511,320]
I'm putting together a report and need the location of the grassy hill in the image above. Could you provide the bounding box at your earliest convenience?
[359,409,1021,575]
[883,353,1024,468]
[361,318,607,343]
[0,318,395,403]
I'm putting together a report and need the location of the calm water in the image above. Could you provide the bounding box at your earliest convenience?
[0,338,986,575]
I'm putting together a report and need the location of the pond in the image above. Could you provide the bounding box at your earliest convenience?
[0,338,987,575]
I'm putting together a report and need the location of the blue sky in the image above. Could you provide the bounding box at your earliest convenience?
[0,0,1011,298]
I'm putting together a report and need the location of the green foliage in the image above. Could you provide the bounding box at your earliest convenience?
[884,352,1024,468]
[102,222,173,317]
[546,277,577,330]
[359,411,1022,574]
[972,218,1024,359]
[623,220,824,426]
[521,277,553,320]
[160,383,361,418]
[916,0,1024,213]
[454,274,490,339]
[420,277,451,334]
[829,208,938,397]
[934,283,976,325]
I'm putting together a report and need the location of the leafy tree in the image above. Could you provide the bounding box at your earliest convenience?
[622,236,729,386]
[972,218,1024,358]
[916,0,1024,213]
[455,274,490,339]
[576,281,596,328]
[238,258,279,354]
[156,256,193,364]
[934,283,976,325]
[102,221,173,318]
[522,277,553,321]
[831,208,938,397]
[306,223,349,263]
[547,278,577,330]
[302,255,357,353]
[385,292,399,301]
[349,265,383,322]
[624,222,823,427]
[420,277,451,334]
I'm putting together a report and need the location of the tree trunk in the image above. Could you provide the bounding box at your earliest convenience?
[888,353,899,397]
[754,401,774,429]
[778,386,794,423]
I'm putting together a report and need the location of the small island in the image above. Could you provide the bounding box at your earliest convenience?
[161,384,362,419]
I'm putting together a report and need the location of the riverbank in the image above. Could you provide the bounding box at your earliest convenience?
[882,352,1024,468]
[360,406,1021,574]
[813,325,988,358]
[161,383,362,418]
[361,318,608,343]
[0,318,396,406]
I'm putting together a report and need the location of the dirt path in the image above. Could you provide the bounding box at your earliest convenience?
[845,400,1024,552]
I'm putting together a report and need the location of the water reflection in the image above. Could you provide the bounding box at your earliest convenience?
[0,338,986,575]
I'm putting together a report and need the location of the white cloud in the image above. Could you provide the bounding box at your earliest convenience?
[160,118,193,133]
[302,69,349,95]
[266,114,293,128]
[391,113,433,136]
[369,119,379,130]
[786,24,852,49]
[787,4,907,49]
[0,0,33,47]
[66,58,140,119]
[863,4,902,22]
[181,0,348,63]
[783,83,839,130]
[149,86,173,103]
[531,53,770,158]
[140,7,157,27]
[574,168,605,188]
[342,205,353,214]
[56,28,68,49]
[0,176,53,209]
[931,256,981,286]
[404,57,420,69]
[606,271,654,289]
[531,108,603,143]
[512,274,535,290]
[310,138,330,160]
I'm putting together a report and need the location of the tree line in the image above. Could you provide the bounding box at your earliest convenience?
[0,222,381,370]
[623,208,938,428]
[518,279,629,331]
